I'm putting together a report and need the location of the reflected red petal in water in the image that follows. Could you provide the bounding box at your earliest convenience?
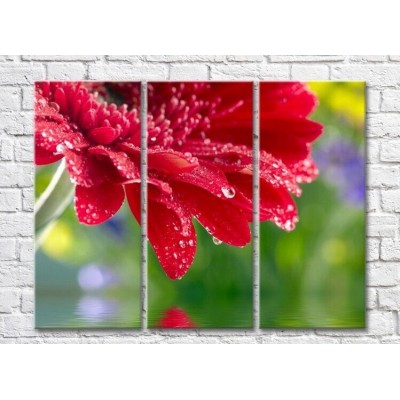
[158,307,196,328]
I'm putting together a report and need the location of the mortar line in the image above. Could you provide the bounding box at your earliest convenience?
[140,81,148,330]
[253,81,260,331]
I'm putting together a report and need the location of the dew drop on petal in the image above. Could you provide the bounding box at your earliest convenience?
[179,240,186,248]
[48,101,60,112]
[212,236,222,245]
[221,186,236,199]
[283,220,294,231]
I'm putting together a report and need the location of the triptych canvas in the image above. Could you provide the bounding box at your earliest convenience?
[35,81,365,329]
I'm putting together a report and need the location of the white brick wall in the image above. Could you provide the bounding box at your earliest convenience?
[0,55,399,343]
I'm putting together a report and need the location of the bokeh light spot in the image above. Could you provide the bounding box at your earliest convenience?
[42,221,73,260]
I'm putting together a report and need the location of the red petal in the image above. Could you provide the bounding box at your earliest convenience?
[88,127,119,145]
[35,119,71,152]
[181,140,253,173]
[260,82,318,118]
[75,182,125,225]
[79,108,97,131]
[148,148,199,174]
[148,184,192,237]
[126,184,196,280]
[117,142,141,163]
[124,182,141,222]
[54,87,69,115]
[35,93,64,123]
[259,151,301,196]
[227,170,298,230]
[35,146,63,165]
[88,146,139,182]
[259,179,298,231]
[204,123,253,149]
[147,176,173,195]
[171,163,235,199]
[64,150,108,187]
[61,132,91,151]
[291,157,319,184]
[172,182,251,247]
[260,117,323,165]
[225,174,254,221]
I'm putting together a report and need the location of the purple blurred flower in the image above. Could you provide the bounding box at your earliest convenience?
[77,264,119,292]
[103,214,126,239]
[314,138,364,206]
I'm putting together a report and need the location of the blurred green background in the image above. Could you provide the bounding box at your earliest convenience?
[148,220,253,328]
[35,163,141,328]
[260,82,365,328]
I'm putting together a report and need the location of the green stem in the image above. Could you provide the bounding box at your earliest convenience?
[35,160,74,239]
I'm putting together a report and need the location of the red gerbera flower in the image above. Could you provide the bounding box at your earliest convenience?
[123,82,322,279]
[35,82,141,225]
[35,81,322,281]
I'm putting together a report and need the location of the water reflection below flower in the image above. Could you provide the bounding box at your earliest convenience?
[75,295,119,323]
[158,307,196,328]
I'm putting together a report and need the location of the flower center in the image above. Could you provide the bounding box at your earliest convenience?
[147,83,226,149]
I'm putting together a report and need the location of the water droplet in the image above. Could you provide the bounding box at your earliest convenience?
[221,186,236,199]
[212,237,222,245]
[56,144,64,153]
[283,220,293,231]
[38,98,46,108]
[179,240,186,248]
[48,101,60,112]
[188,239,194,247]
